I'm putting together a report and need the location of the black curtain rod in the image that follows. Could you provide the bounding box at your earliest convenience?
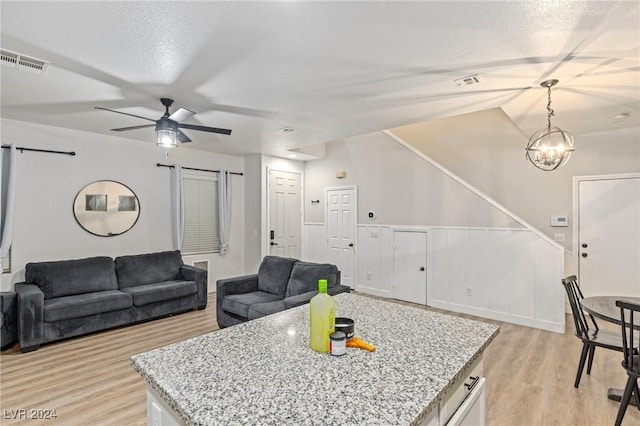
[156,163,243,176]
[1,145,76,156]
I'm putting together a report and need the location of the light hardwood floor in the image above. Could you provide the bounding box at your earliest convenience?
[1,293,638,425]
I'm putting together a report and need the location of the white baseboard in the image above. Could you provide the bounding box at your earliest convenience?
[428,299,565,334]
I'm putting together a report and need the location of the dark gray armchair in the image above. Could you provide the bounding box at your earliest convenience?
[216,256,350,328]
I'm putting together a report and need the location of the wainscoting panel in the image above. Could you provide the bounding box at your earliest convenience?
[429,227,564,333]
[356,225,393,297]
[304,223,565,333]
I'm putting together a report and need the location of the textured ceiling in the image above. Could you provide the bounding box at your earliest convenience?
[1,1,638,160]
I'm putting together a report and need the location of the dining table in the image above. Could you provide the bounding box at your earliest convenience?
[581,295,640,405]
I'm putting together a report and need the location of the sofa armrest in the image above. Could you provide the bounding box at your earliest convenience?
[328,284,350,296]
[15,283,45,352]
[180,265,208,309]
[216,274,259,297]
[215,274,259,328]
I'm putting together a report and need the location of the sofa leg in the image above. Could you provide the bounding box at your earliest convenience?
[1,341,17,351]
[21,344,40,353]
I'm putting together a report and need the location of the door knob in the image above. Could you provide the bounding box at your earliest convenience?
[348,243,354,247]
[581,243,588,248]
[419,266,425,271]
[270,242,278,246]
[581,253,588,258]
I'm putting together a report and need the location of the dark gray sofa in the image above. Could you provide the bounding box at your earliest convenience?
[216,256,350,328]
[15,250,207,352]
[1,292,18,350]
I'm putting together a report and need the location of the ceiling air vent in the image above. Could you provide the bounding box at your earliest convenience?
[454,74,481,87]
[0,49,50,74]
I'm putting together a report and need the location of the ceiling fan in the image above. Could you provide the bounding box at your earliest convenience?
[95,98,232,147]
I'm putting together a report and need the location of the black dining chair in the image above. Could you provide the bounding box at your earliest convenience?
[561,276,624,388]
[614,300,640,426]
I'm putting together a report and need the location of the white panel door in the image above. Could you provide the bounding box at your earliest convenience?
[578,175,640,297]
[392,230,427,305]
[326,187,356,288]
[269,170,301,258]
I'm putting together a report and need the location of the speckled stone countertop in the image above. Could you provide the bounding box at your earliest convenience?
[131,293,499,426]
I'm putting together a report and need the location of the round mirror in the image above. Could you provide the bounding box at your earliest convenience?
[73,180,140,237]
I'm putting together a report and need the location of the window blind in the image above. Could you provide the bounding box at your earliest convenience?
[182,175,220,255]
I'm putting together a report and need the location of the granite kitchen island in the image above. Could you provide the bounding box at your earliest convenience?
[131,293,499,426]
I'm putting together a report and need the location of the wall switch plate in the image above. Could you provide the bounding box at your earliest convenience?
[366,272,372,280]
[466,287,472,296]
[554,233,565,242]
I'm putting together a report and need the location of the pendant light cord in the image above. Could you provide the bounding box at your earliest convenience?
[546,84,555,131]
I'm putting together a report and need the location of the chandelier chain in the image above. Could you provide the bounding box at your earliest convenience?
[546,84,555,131]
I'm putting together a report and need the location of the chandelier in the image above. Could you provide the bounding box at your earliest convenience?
[525,79,574,171]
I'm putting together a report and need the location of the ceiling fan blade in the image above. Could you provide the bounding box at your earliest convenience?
[179,123,232,135]
[177,130,192,143]
[169,107,196,123]
[95,107,156,122]
[111,124,156,132]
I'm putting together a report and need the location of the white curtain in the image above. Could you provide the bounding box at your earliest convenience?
[170,165,184,251]
[0,144,17,259]
[218,170,231,256]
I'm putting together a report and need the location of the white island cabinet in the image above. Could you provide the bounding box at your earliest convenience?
[132,293,499,426]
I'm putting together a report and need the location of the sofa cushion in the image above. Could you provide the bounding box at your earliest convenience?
[222,291,283,319]
[257,256,297,297]
[116,251,183,288]
[284,291,318,310]
[26,257,118,299]
[44,290,132,322]
[121,280,197,306]
[247,300,286,320]
[285,261,340,298]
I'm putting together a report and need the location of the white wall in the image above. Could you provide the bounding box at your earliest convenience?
[390,108,640,253]
[304,131,523,228]
[1,118,245,291]
[243,154,304,273]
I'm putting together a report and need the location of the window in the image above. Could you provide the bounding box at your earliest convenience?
[181,173,220,255]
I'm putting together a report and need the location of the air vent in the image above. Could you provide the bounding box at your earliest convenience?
[454,74,482,87]
[0,49,50,74]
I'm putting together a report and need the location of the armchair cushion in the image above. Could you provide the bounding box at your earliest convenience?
[222,291,282,319]
[25,257,118,299]
[116,250,183,288]
[121,280,197,306]
[257,256,297,297]
[285,261,340,297]
[44,290,132,322]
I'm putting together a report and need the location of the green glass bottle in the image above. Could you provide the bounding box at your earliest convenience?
[309,279,335,353]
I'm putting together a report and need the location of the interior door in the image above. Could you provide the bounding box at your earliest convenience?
[268,170,301,258]
[392,230,427,305]
[578,175,640,297]
[326,187,356,289]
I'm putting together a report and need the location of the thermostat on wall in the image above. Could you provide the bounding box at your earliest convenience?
[550,216,568,227]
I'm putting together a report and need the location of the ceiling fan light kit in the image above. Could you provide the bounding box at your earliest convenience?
[525,79,575,172]
[95,98,232,148]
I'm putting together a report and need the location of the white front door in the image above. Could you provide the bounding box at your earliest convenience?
[269,170,301,258]
[392,230,427,305]
[326,187,357,289]
[577,175,640,297]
